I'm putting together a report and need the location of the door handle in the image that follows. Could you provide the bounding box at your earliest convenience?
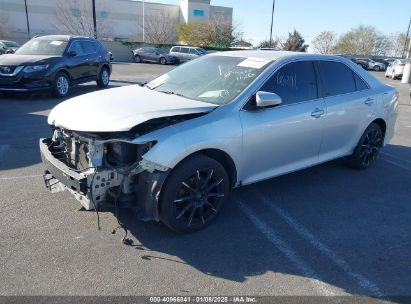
[311,108,325,118]
[364,97,374,105]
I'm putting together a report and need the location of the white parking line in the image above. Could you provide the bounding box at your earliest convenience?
[237,200,337,296]
[380,151,411,165]
[380,157,411,172]
[256,193,383,297]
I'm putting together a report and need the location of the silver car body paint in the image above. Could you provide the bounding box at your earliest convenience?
[48,51,399,188]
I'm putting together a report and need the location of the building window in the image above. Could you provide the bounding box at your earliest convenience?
[193,9,204,17]
[100,10,108,18]
[71,8,80,17]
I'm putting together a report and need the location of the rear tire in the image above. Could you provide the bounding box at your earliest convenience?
[159,155,230,233]
[374,66,380,71]
[346,123,383,170]
[160,57,167,65]
[52,72,70,98]
[96,67,110,88]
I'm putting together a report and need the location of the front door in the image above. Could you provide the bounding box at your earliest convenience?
[239,60,325,185]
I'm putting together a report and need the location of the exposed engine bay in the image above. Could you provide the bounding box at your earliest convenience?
[40,113,205,222]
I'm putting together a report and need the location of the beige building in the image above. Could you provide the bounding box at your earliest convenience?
[0,0,233,42]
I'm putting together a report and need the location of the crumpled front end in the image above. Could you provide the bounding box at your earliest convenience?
[39,128,170,222]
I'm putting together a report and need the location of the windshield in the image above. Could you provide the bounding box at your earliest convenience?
[146,55,272,105]
[15,39,68,56]
[4,41,20,48]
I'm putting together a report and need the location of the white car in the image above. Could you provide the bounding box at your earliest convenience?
[385,59,409,79]
[40,51,399,233]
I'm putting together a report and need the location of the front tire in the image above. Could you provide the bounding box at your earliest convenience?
[160,57,167,65]
[374,66,380,71]
[134,55,141,63]
[53,72,70,98]
[160,155,230,233]
[346,123,383,169]
[97,67,110,88]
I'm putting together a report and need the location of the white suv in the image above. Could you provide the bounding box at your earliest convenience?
[169,46,206,63]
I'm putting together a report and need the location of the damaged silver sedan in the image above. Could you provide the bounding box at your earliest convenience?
[40,51,398,232]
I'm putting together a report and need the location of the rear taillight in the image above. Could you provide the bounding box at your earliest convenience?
[399,64,405,66]
[394,91,399,101]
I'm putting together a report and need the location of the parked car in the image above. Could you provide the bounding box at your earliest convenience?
[132,47,179,65]
[355,58,386,71]
[353,58,369,69]
[385,59,409,79]
[40,51,398,233]
[0,40,21,54]
[0,35,111,97]
[169,46,206,62]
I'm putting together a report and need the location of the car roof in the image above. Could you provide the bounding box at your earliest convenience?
[209,50,352,62]
[33,35,93,41]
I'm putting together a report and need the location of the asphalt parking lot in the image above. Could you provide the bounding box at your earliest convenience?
[0,63,410,300]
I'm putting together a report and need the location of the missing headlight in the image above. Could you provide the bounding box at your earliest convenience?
[104,141,156,167]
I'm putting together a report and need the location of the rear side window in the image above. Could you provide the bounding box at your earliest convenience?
[353,73,369,91]
[260,61,318,105]
[81,41,97,54]
[318,61,356,97]
[180,47,189,53]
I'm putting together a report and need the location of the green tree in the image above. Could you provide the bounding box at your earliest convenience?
[258,38,280,49]
[335,25,389,56]
[311,31,337,54]
[177,19,235,48]
[281,30,308,52]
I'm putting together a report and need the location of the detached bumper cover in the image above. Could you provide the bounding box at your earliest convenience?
[39,138,88,194]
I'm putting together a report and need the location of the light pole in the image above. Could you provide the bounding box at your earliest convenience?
[24,0,31,39]
[402,17,411,58]
[142,0,145,42]
[92,0,97,39]
[269,0,276,47]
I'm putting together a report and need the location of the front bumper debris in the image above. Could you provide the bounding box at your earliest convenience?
[39,138,168,222]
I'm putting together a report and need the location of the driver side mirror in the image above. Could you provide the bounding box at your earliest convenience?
[68,50,77,57]
[256,91,282,108]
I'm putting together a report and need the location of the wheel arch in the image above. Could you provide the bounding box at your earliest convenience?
[371,118,387,140]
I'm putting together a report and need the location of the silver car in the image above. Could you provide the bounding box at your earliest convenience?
[40,51,399,233]
[169,46,206,62]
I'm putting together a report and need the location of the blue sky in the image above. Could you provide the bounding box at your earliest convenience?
[147,0,411,46]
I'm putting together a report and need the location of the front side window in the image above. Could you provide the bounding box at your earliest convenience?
[68,41,84,56]
[318,61,356,97]
[190,48,198,55]
[15,39,68,56]
[171,47,180,53]
[260,61,318,105]
[146,56,272,105]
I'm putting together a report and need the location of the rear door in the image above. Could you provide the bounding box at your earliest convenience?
[316,60,376,162]
[80,40,99,77]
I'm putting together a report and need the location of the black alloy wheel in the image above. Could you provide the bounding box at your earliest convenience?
[347,123,383,169]
[160,155,230,233]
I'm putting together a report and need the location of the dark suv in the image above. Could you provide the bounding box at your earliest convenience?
[0,35,112,97]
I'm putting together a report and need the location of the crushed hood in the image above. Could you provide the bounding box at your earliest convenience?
[48,85,216,132]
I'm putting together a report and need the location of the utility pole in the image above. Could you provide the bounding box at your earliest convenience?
[24,0,31,39]
[92,0,97,39]
[142,0,145,42]
[269,0,276,47]
[402,17,411,58]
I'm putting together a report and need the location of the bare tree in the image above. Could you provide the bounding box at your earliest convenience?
[141,11,177,44]
[55,0,112,39]
[389,32,410,57]
[312,31,337,54]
